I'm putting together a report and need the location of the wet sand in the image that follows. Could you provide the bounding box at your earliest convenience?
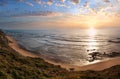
[6,35,120,71]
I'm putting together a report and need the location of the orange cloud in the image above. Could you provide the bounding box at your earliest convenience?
[70,0,80,4]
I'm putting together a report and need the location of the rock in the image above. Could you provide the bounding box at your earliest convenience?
[107,52,120,57]
[108,40,120,43]
[88,52,103,62]
[69,68,74,71]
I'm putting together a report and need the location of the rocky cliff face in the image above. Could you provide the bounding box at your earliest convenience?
[0,30,120,79]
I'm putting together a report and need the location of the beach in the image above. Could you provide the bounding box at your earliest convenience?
[6,35,120,71]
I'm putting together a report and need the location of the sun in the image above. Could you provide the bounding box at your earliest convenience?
[86,17,98,28]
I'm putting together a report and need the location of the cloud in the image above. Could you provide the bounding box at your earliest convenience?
[47,0,53,5]
[103,0,110,3]
[0,0,120,18]
[16,0,34,6]
[70,0,80,4]
[103,0,110,2]
[55,3,70,8]
[60,0,65,2]
[10,11,63,17]
[55,3,66,7]
[25,2,34,6]
[34,0,41,4]
[2,13,120,30]
[34,0,53,5]
[83,1,90,8]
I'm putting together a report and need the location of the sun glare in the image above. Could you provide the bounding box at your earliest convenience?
[88,27,96,36]
[87,27,98,54]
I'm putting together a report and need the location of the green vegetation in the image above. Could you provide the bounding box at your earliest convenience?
[0,30,120,79]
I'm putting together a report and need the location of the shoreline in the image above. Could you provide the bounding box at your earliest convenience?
[6,35,120,71]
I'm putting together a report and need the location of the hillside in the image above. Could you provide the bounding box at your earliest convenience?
[0,30,120,79]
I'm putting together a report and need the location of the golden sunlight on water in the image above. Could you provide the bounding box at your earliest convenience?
[87,27,98,51]
[89,27,96,36]
[85,27,101,65]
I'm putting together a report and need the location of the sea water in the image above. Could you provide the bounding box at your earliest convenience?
[5,28,120,66]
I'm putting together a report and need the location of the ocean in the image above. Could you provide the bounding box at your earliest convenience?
[5,28,120,66]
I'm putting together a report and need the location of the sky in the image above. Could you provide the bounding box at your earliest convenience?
[0,0,120,30]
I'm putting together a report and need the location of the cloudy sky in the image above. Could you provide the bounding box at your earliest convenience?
[0,0,120,29]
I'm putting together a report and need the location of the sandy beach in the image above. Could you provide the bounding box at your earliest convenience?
[6,35,120,71]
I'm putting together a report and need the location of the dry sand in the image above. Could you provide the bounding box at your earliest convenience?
[6,36,120,71]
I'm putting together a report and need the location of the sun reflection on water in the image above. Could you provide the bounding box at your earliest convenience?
[89,27,96,36]
[87,27,98,51]
[84,27,101,65]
